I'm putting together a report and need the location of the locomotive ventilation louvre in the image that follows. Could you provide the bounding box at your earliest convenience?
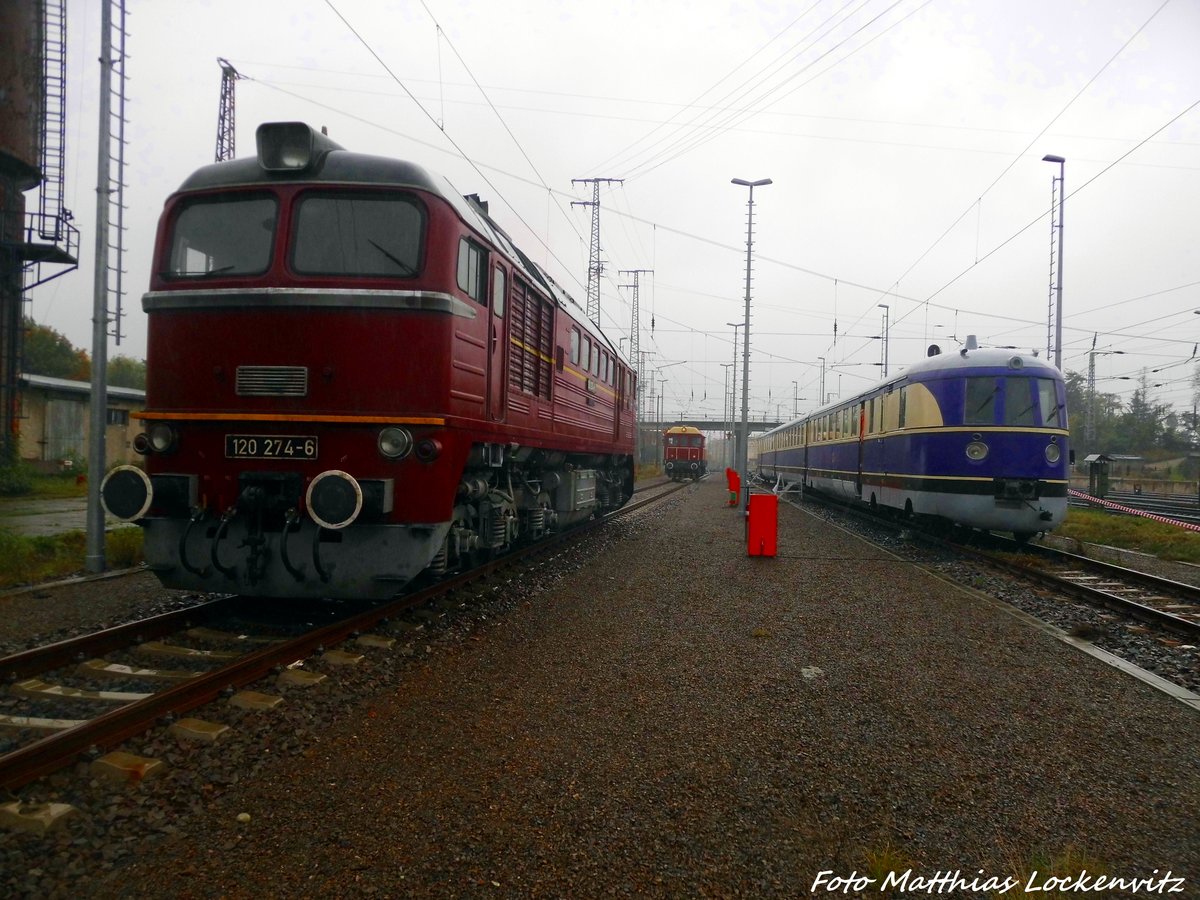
[235,366,309,397]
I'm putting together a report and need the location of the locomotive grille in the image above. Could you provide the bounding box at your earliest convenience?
[235,366,309,397]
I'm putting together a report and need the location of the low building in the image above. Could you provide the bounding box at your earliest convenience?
[17,373,144,472]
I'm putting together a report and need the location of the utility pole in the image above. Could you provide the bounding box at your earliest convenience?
[1087,334,1097,445]
[619,267,652,439]
[1043,154,1066,370]
[216,58,242,162]
[87,0,115,573]
[571,177,622,326]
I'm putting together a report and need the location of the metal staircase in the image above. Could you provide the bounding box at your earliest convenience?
[21,0,79,292]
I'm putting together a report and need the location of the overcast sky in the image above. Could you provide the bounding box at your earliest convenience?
[30,0,1200,424]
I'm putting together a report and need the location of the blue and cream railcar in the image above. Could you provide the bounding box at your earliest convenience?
[755,340,1069,539]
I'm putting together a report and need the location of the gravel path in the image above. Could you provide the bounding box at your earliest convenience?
[4,481,1199,898]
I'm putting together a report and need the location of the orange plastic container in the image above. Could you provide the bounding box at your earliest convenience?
[746,493,778,557]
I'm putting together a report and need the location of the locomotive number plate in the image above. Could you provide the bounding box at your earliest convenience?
[225,435,318,460]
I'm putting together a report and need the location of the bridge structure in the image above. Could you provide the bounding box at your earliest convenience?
[636,418,785,468]
[640,417,784,432]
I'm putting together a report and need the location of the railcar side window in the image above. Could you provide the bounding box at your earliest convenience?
[1004,378,1038,426]
[570,329,580,365]
[898,389,908,428]
[1037,378,1064,428]
[166,194,276,278]
[293,193,424,278]
[965,377,998,424]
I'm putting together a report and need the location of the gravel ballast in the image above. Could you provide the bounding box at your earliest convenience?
[4,480,1199,897]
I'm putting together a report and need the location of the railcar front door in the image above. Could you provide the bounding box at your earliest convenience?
[488,264,508,423]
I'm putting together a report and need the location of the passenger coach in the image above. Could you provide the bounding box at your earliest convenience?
[754,339,1069,539]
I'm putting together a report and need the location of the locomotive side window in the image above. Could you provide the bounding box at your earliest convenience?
[570,329,580,365]
[293,193,423,277]
[965,377,998,424]
[166,194,276,278]
[1004,377,1038,427]
[455,237,487,302]
[492,267,506,317]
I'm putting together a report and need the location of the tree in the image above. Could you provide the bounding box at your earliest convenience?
[21,317,90,380]
[108,355,146,390]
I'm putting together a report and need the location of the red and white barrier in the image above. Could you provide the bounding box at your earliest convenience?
[1069,488,1200,533]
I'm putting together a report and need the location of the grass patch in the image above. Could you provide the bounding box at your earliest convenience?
[996,844,1112,896]
[25,472,90,499]
[1056,508,1200,564]
[635,463,662,481]
[0,527,143,590]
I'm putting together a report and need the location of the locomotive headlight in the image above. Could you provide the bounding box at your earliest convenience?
[965,441,989,461]
[377,426,413,459]
[132,433,151,455]
[147,423,178,454]
[1045,443,1061,463]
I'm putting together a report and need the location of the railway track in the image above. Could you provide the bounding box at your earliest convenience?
[781,483,1200,643]
[956,537,1200,640]
[0,479,691,793]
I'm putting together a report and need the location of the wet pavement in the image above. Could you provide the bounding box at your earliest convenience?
[0,496,128,537]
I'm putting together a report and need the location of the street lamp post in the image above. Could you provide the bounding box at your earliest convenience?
[1043,154,1065,371]
[732,177,771,512]
[878,304,890,377]
[720,363,733,467]
[726,320,743,473]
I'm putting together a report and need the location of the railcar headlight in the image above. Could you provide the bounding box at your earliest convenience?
[147,423,178,454]
[132,433,151,455]
[377,426,413,459]
[965,441,989,461]
[1045,444,1061,463]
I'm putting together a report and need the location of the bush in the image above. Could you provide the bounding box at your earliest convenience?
[0,461,34,496]
[106,526,144,568]
[0,526,143,590]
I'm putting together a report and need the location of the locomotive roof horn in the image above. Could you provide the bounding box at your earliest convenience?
[256,122,345,173]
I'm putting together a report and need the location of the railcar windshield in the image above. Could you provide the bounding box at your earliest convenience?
[1038,377,1065,427]
[166,194,277,278]
[965,375,1065,427]
[291,192,423,277]
[1004,378,1038,426]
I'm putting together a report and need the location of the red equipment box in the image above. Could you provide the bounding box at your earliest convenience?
[746,492,778,557]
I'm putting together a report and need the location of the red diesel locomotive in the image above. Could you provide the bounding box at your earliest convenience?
[102,122,636,599]
[663,425,707,481]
